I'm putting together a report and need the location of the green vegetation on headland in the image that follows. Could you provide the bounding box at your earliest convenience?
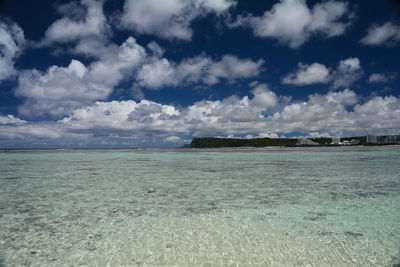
[189,136,368,148]
[190,137,297,148]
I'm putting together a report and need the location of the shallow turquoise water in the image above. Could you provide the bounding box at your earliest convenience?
[0,147,399,266]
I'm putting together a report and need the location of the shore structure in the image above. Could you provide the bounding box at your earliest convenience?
[366,134,400,145]
[297,138,319,146]
[189,133,399,148]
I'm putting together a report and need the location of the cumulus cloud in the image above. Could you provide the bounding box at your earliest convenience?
[360,22,400,46]
[368,73,397,83]
[87,37,146,84]
[38,0,114,59]
[42,0,109,45]
[0,120,64,140]
[135,55,264,89]
[267,91,400,135]
[2,88,400,146]
[120,0,236,40]
[59,100,184,137]
[282,57,362,88]
[331,57,362,89]
[136,59,176,89]
[282,63,330,85]
[55,83,277,138]
[267,89,358,134]
[229,0,352,48]
[15,37,146,118]
[17,29,265,118]
[0,21,25,82]
[205,55,265,84]
[164,136,181,142]
[185,84,278,135]
[15,60,110,118]
[0,115,27,125]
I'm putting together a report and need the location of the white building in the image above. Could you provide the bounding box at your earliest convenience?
[331,137,341,145]
[367,134,387,144]
[385,134,400,144]
[350,139,360,145]
[367,135,377,144]
[297,138,319,145]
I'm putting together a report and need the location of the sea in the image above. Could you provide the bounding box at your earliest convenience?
[0,147,399,266]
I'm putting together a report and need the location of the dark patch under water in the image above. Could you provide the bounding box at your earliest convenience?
[345,231,363,237]
[303,212,327,221]
[3,177,21,180]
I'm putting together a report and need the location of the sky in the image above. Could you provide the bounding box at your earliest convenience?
[0,0,399,148]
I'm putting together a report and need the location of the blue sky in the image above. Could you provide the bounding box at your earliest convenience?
[0,0,399,148]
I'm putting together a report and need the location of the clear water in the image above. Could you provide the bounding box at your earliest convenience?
[0,147,399,266]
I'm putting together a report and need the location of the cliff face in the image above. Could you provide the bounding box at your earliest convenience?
[190,137,297,148]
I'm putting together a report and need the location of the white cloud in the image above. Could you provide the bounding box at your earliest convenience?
[57,83,277,138]
[266,90,400,136]
[136,55,264,89]
[3,88,400,146]
[257,132,280,138]
[42,0,109,45]
[120,0,236,40]
[229,0,352,48]
[38,0,114,60]
[0,21,25,82]
[268,89,358,134]
[164,136,181,142]
[15,37,147,118]
[282,63,330,85]
[368,73,397,83]
[59,100,184,138]
[15,60,109,118]
[0,115,27,125]
[184,83,278,136]
[18,29,264,118]
[147,41,165,57]
[360,22,400,46]
[351,96,400,133]
[0,121,64,140]
[308,0,352,37]
[331,57,362,89]
[136,58,176,89]
[205,55,265,84]
[282,57,362,88]
[87,37,146,85]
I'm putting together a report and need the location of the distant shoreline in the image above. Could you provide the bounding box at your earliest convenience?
[1,145,400,153]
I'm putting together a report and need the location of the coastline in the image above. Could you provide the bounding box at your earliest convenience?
[2,145,400,153]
